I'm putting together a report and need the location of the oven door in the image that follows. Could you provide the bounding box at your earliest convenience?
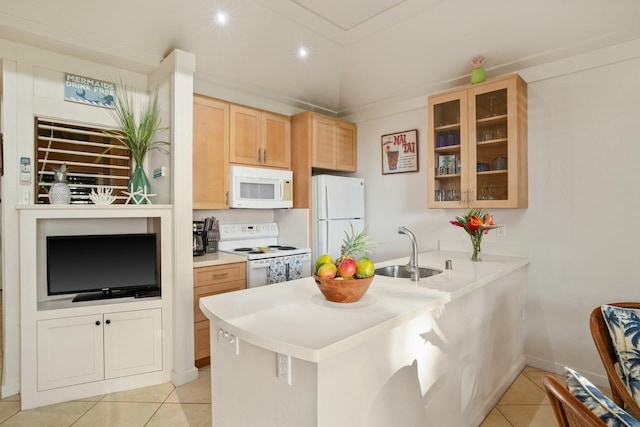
[246,259,270,288]
[267,254,312,284]
[246,254,312,288]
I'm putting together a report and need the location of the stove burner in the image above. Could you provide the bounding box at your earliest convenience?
[278,246,298,250]
[234,248,253,252]
[248,251,263,254]
[268,245,281,248]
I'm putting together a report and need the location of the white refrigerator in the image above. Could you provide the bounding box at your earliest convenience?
[311,175,365,261]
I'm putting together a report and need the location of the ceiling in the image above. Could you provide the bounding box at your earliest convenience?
[0,0,639,116]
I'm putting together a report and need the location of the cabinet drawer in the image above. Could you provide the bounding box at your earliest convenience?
[194,263,245,287]
[194,280,246,322]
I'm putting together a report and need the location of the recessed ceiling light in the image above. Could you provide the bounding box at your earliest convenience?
[297,47,309,59]
[215,10,228,25]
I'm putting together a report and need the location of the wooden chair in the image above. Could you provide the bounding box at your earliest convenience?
[543,375,607,427]
[590,302,640,419]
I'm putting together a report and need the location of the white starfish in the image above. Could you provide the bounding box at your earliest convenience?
[122,187,157,205]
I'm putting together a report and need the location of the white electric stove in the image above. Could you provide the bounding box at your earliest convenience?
[218,222,312,288]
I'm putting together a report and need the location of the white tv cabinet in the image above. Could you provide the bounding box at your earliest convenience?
[18,205,173,410]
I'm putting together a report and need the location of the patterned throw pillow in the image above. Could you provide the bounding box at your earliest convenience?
[565,367,640,426]
[601,305,640,407]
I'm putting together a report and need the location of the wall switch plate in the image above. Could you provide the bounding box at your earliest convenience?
[496,225,506,237]
[277,353,291,385]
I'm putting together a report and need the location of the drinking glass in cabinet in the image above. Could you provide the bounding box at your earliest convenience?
[479,185,496,200]
[447,131,460,146]
[493,157,507,170]
[481,128,495,141]
[435,188,460,202]
[478,89,507,119]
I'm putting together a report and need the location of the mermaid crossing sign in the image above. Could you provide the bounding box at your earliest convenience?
[64,74,116,108]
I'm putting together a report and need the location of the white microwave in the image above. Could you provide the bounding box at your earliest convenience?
[229,165,293,209]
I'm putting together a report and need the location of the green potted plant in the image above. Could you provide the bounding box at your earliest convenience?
[106,81,169,204]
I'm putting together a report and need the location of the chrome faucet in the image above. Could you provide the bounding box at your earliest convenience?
[398,226,419,281]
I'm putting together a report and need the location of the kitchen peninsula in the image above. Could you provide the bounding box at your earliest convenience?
[199,250,529,427]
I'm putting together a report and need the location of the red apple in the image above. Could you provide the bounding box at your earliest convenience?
[337,258,356,278]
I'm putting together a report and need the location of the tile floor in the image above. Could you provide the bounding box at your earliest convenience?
[0,365,212,426]
[0,365,571,426]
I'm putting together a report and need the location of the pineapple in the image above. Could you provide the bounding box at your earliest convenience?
[335,224,376,278]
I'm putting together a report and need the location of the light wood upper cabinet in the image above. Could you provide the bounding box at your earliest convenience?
[230,105,291,169]
[290,111,357,210]
[336,122,357,171]
[309,113,357,172]
[262,112,291,168]
[193,95,229,210]
[427,74,527,209]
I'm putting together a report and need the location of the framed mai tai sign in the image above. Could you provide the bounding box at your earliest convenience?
[381,129,418,174]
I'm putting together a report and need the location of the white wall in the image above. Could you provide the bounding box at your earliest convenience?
[350,41,640,387]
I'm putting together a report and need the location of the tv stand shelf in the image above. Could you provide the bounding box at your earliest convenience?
[37,295,162,315]
[18,205,173,410]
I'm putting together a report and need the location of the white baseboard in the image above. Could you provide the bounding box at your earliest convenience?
[525,355,609,389]
[1,381,20,399]
[171,367,199,387]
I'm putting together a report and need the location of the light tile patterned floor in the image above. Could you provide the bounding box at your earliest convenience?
[480,366,564,427]
[0,365,569,426]
[0,366,212,426]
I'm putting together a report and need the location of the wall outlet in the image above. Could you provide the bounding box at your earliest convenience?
[277,353,292,385]
[496,225,506,238]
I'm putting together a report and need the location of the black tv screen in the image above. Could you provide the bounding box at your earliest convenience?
[46,233,159,302]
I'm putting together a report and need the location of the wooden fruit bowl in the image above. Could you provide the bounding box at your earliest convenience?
[313,274,374,303]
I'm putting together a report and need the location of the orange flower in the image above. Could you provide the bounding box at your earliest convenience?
[469,216,484,227]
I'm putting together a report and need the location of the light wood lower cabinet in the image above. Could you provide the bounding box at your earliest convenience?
[37,308,162,391]
[194,262,246,366]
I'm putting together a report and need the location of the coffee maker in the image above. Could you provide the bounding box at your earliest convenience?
[193,221,205,256]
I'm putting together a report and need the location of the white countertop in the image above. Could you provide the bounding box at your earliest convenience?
[193,252,246,268]
[199,250,529,363]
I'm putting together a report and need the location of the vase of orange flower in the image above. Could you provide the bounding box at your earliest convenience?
[450,209,501,261]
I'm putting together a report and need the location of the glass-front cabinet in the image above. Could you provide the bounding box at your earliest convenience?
[427,74,528,209]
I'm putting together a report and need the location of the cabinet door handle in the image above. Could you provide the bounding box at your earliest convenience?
[258,148,262,162]
[105,319,111,325]
[95,321,101,326]
[212,272,229,278]
[263,149,267,163]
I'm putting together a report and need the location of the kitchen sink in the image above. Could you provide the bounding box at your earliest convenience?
[374,265,442,279]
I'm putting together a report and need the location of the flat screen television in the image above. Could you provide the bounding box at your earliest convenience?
[46,233,159,302]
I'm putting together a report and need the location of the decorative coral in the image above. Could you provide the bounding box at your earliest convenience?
[89,186,117,205]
